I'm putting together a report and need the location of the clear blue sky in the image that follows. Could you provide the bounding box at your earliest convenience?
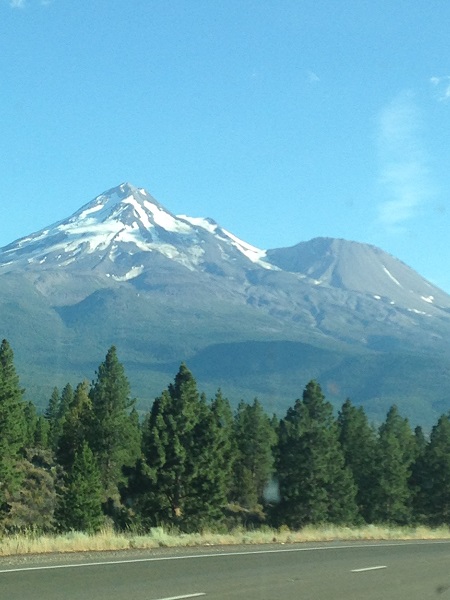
[2,1,450,290]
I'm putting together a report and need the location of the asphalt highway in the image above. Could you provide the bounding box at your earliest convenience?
[1,540,450,599]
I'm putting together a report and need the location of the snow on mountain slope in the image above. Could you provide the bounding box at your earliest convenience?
[265,237,450,312]
[2,182,450,321]
[178,214,270,265]
[0,183,273,275]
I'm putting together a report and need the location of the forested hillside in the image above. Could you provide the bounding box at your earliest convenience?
[0,339,449,534]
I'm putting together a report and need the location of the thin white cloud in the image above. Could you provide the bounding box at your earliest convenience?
[306,70,320,83]
[6,0,54,7]
[376,92,432,230]
[430,76,450,102]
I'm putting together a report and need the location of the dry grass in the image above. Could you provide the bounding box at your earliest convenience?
[1,524,450,557]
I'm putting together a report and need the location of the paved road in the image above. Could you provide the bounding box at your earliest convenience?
[1,540,450,599]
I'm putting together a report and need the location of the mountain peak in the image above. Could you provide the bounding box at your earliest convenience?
[71,182,167,221]
[265,236,450,310]
[0,184,271,275]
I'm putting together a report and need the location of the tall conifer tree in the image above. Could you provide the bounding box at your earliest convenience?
[45,387,61,452]
[142,365,230,529]
[88,346,140,502]
[410,425,428,522]
[57,381,94,471]
[371,405,415,524]
[183,392,235,527]
[45,384,74,453]
[417,415,450,525]
[58,441,103,532]
[337,399,377,522]
[232,399,276,509]
[143,364,206,524]
[0,339,27,514]
[276,381,357,528]
[210,390,236,501]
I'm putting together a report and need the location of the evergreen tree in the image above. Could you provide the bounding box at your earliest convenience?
[417,415,450,525]
[57,381,94,471]
[89,346,140,502]
[276,381,357,528]
[410,425,429,522]
[142,364,230,529]
[59,383,74,418]
[182,391,235,528]
[45,387,61,451]
[210,390,237,501]
[117,407,143,523]
[337,399,377,522]
[23,402,50,450]
[45,384,74,454]
[23,401,38,448]
[232,399,276,509]
[34,416,50,449]
[127,407,143,465]
[413,425,427,456]
[142,364,206,525]
[58,442,103,532]
[0,339,27,514]
[371,406,415,524]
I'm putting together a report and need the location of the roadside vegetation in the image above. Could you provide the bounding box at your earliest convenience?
[1,339,450,556]
[4,525,450,556]
[3,524,450,557]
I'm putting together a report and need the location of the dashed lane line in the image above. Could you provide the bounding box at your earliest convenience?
[153,594,205,600]
[351,566,387,573]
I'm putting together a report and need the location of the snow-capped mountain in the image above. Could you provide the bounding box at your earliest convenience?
[0,183,272,278]
[2,182,449,317]
[2,181,450,323]
[2,182,450,427]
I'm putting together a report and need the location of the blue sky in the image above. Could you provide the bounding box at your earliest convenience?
[2,1,450,290]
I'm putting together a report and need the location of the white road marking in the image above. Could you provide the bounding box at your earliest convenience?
[351,565,387,572]
[0,540,448,574]
[154,594,205,600]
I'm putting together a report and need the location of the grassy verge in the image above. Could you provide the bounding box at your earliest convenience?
[1,524,450,557]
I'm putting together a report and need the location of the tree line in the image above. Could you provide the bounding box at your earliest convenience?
[0,338,449,534]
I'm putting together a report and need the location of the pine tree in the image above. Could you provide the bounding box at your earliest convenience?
[0,339,27,514]
[417,415,450,525]
[276,381,357,528]
[59,383,74,418]
[142,364,205,525]
[127,407,143,466]
[232,399,276,509]
[89,346,140,502]
[410,425,428,522]
[371,406,415,524]
[337,399,377,522]
[210,390,236,501]
[45,384,75,454]
[142,365,231,529]
[23,401,38,448]
[34,416,50,449]
[117,407,143,522]
[45,387,61,451]
[58,442,103,532]
[57,381,94,471]
[22,402,50,450]
[182,391,235,528]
